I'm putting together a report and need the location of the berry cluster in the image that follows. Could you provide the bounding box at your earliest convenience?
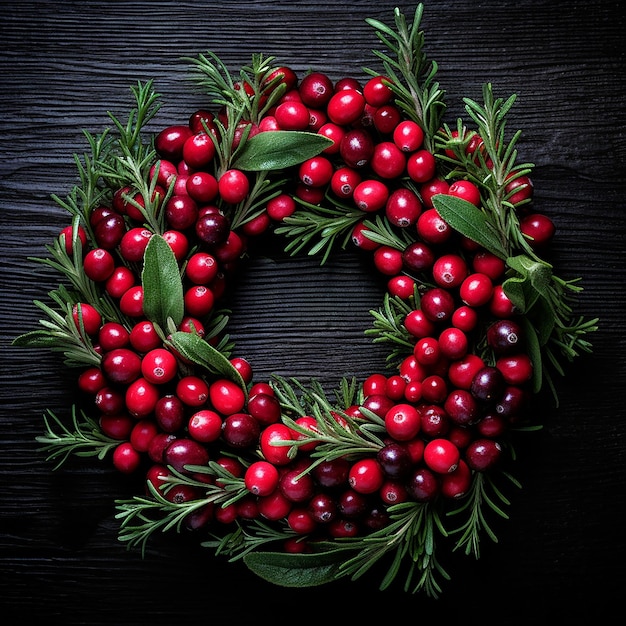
[59,63,554,543]
[18,5,595,596]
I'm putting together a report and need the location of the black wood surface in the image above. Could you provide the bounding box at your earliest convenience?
[1,1,625,623]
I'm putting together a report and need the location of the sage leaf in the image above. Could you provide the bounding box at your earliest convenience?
[243,550,347,587]
[503,255,554,314]
[232,131,334,172]
[168,330,246,391]
[520,316,543,393]
[142,234,184,329]
[432,194,508,259]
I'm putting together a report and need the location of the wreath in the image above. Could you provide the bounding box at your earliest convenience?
[13,4,598,598]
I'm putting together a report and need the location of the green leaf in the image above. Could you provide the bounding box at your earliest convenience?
[503,255,554,314]
[167,330,246,391]
[232,131,334,171]
[12,330,59,347]
[432,194,508,259]
[141,234,184,329]
[243,549,347,587]
[520,316,543,393]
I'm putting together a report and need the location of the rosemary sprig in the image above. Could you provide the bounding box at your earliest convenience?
[364,292,416,365]
[36,406,119,469]
[364,4,446,151]
[448,470,521,558]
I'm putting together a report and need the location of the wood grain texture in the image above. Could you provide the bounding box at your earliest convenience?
[1,1,625,623]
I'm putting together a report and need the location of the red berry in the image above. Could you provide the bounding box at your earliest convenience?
[384,403,421,441]
[348,458,385,494]
[244,461,280,496]
[424,438,460,474]
[209,378,246,415]
[112,442,142,474]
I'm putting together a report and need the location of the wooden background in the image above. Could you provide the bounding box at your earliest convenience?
[1,1,624,623]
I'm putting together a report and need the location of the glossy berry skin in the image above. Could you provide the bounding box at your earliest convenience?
[424,438,460,474]
[448,179,481,206]
[371,141,406,179]
[353,179,389,212]
[141,348,178,384]
[520,213,556,248]
[112,442,142,474]
[72,303,102,336]
[125,377,160,418]
[465,438,502,471]
[209,379,246,415]
[406,149,436,183]
[376,442,412,478]
[393,119,424,152]
[298,71,334,108]
[385,187,422,227]
[348,458,385,494]
[407,467,440,501]
[339,129,374,169]
[384,403,421,441]
[164,438,210,474]
[487,319,523,355]
[244,461,280,496]
[299,155,333,188]
[101,348,142,385]
[326,88,365,126]
[260,423,294,466]
[222,413,261,449]
[218,169,249,204]
[83,248,115,282]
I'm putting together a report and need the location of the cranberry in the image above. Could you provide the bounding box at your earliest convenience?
[373,245,403,275]
[308,492,337,524]
[432,253,468,288]
[257,491,292,521]
[280,467,315,503]
[218,169,249,204]
[465,438,502,471]
[520,213,556,248]
[416,208,452,244]
[313,458,350,488]
[470,366,505,403]
[440,459,472,498]
[373,104,402,134]
[141,348,178,384]
[376,442,412,478]
[176,375,209,407]
[101,348,142,385]
[420,287,456,323]
[155,124,193,161]
[164,438,210,473]
[94,213,125,250]
[326,88,365,126]
[98,322,129,352]
[195,211,230,246]
[287,508,317,534]
[83,248,115,282]
[243,392,278,427]
[71,303,102,336]
[209,378,246,415]
[348,458,385,494]
[275,100,310,130]
[496,353,533,385]
[385,187,422,227]
[424,438,460,474]
[407,467,440,501]
[487,319,523,355]
[298,71,334,108]
[363,75,393,106]
[402,241,435,273]
[459,272,493,307]
[448,179,481,206]
[299,155,333,188]
[105,267,135,299]
[99,414,133,440]
[371,141,406,179]
[155,394,185,433]
[125,377,160,418]
[165,194,199,231]
[244,461,280,496]
[112,442,142,474]
[339,128,374,169]
[406,149,436,183]
[222,413,260,449]
[260,423,294,466]
[444,389,479,426]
